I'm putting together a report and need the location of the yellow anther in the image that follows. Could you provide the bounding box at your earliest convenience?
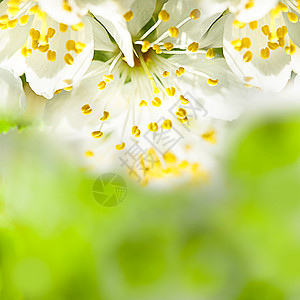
[64,53,74,65]
[81,104,92,115]
[91,131,103,139]
[152,97,162,107]
[245,0,254,9]
[153,87,159,94]
[100,111,109,121]
[177,116,188,123]
[28,5,39,15]
[249,20,257,30]
[32,40,38,50]
[7,19,18,28]
[162,119,172,130]
[288,12,298,23]
[162,71,169,77]
[63,0,72,12]
[233,19,245,28]
[187,42,199,52]
[164,42,174,51]
[85,151,94,157]
[123,10,133,22]
[47,27,56,39]
[59,23,68,32]
[139,100,147,107]
[190,9,201,20]
[231,39,242,47]
[71,22,84,31]
[115,142,125,151]
[148,122,158,132]
[97,81,106,91]
[285,44,296,55]
[206,48,215,59]
[278,37,285,47]
[202,130,216,144]
[166,87,176,97]
[0,15,9,22]
[243,50,253,62]
[268,42,279,50]
[103,74,114,83]
[19,15,29,25]
[241,37,251,48]
[179,95,189,105]
[176,67,185,77]
[158,10,170,22]
[268,32,279,43]
[75,41,86,53]
[64,86,73,92]
[141,40,151,53]
[261,25,270,36]
[132,126,141,137]
[66,40,76,51]
[38,44,49,53]
[21,46,31,57]
[153,44,162,54]
[8,7,19,16]
[260,47,270,59]
[176,108,187,118]
[47,50,56,62]
[168,26,179,38]
[207,78,219,86]
[278,2,289,12]
[0,23,8,30]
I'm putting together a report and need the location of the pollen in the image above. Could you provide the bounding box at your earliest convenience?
[241,37,251,48]
[261,25,270,36]
[85,151,94,157]
[97,81,106,90]
[180,95,189,105]
[47,27,56,39]
[63,0,72,12]
[176,67,185,77]
[162,71,169,77]
[103,74,114,83]
[268,42,279,50]
[166,87,176,97]
[190,9,201,20]
[153,44,162,54]
[148,122,158,132]
[123,10,133,22]
[233,19,245,28]
[176,108,187,118]
[91,131,103,139]
[141,40,151,53]
[100,111,109,122]
[47,50,56,62]
[19,15,29,25]
[208,78,219,86]
[168,26,179,38]
[164,42,174,51]
[202,130,216,144]
[243,51,253,62]
[81,104,92,115]
[64,53,74,65]
[188,42,199,52]
[162,119,172,130]
[115,143,125,151]
[132,126,141,138]
[158,10,170,22]
[66,40,76,51]
[206,48,215,59]
[288,12,298,23]
[249,20,257,30]
[260,47,270,59]
[152,97,162,107]
[71,22,84,31]
[139,100,147,107]
[59,23,68,32]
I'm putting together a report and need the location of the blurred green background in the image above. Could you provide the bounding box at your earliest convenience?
[1,111,300,300]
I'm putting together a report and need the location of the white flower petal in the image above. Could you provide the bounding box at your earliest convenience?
[0,67,26,117]
[25,16,94,99]
[223,14,292,93]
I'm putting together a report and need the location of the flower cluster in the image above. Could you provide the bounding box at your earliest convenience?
[1,0,300,186]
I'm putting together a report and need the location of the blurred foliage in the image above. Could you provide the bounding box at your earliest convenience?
[1,112,300,299]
